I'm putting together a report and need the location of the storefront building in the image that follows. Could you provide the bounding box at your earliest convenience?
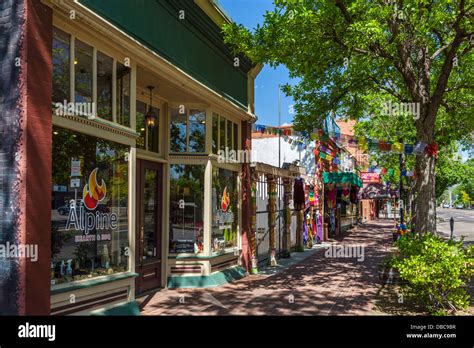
[1,0,260,315]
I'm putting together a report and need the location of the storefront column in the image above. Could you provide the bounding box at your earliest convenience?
[240,121,253,273]
[281,178,292,257]
[295,210,304,251]
[0,0,52,315]
[250,170,258,274]
[267,174,277,266]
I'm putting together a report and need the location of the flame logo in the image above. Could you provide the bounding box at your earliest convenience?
[83,168,107,210]
[221,187,230,212]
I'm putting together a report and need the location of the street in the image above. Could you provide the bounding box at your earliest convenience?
[437,208,474,243]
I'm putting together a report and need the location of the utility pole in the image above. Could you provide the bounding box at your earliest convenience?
[278,83,281,169]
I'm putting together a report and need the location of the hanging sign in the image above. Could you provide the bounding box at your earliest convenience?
[361,172,380,183]
[70,158,82,177]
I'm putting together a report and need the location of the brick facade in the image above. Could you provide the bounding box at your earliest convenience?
[0,0,52,315]
[0,0,24,315]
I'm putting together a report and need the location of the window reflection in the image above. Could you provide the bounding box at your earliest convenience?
[52,27,70,104]
[96,51,113,121]
[74,39,93,104]
[233,122,238,151]
[142,169,157,260]
[51,127,129,284]
[212,113,218,154]
[212,168,238,254]
[170,108,187,153]
[169,165,204,253]
[116,62,131,127]
[189,109,205,152]
[226,119,233,150]
[219,116,226,152]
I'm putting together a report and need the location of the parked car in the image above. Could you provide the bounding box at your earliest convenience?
[56,200,82,215]
[455,204,464,209]
[443,203,450,208]
[57,205,70,215]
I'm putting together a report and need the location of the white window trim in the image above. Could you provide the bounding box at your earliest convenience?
[169,105,207,154]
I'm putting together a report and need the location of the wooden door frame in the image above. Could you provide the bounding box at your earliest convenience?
[135,159,163,294]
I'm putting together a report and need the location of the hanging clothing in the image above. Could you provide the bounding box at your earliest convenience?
[312,218,317,242]
[329,210,336,234]
[303,213,308,245]
[309,184,315,206]
[341,187,350,204]
[316,213,323,242]
[350,186,359,204]
[294,177,305,210]
[327,186,336,209]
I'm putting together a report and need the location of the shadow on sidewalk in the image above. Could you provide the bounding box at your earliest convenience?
[141,220,395,316]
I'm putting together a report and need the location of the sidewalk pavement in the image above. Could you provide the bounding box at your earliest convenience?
[140,219,396,316]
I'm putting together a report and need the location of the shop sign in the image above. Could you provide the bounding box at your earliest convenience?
[53,185,67,192]
[70,158,82,177]
[361,172,380,183]
[65,168,118,240]
[215,187,234,229]
[70,178,80,188]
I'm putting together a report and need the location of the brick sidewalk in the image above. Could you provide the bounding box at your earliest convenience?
[140,220,395,316]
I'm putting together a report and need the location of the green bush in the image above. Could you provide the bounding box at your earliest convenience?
[392,232,474,315]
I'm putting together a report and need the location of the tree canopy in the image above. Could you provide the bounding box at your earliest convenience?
[223,0,473,232]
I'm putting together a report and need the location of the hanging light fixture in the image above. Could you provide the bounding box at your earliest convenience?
[146,86,157,128]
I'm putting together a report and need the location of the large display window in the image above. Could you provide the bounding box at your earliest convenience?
[169,164,205,253]
[211,167,239,254]
[51,127,130,285]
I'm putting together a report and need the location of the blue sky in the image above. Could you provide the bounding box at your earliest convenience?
[219,0,297,126]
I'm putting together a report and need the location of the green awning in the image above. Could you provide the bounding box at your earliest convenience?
[322,172,363,187]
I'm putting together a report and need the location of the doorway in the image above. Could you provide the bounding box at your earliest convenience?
[135,160,162,295]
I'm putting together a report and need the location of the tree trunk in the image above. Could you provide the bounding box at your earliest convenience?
[414,102,437,234]
[414,144,437,233]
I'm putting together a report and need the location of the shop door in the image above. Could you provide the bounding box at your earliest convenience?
[136,160,162,295]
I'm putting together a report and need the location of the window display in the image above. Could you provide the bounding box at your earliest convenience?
[212,168,238,254]
[51,127,129,285]
[169,165,205,253]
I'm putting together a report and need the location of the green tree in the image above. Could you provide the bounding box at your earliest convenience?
[223,0,474,233]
